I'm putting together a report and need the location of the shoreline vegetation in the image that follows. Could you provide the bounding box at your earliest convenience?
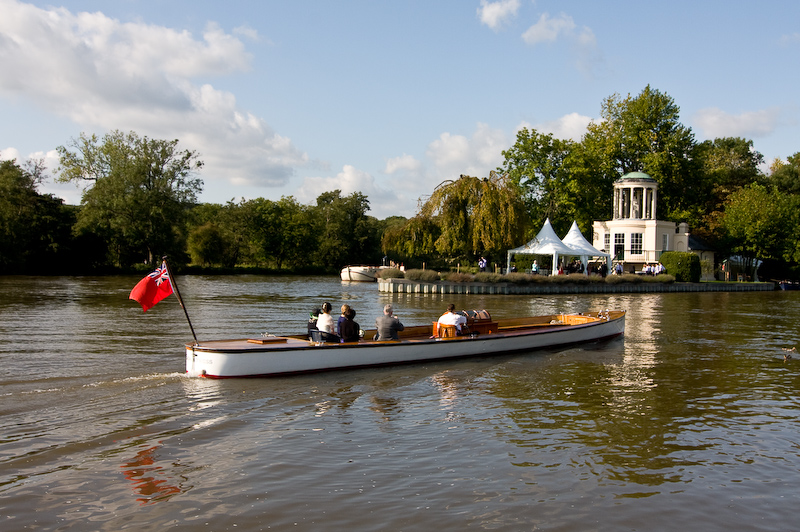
[6,87,800,282]
[376,268,776,294]
[381,267,679,286]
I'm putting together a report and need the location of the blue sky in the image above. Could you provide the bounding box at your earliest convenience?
[1,0,798,218]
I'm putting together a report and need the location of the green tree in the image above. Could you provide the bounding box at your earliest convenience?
[313,190,376,269]
[781,194,800,266]
[559,139,615,234]
[501,128,575,231]
[720,184,789,278]
[249,196,316,269]
[584,85,699,221]
[396,172,528,263]
[0,158,75,273]
[696,137,764,211]
[765,152,800,194]
[381,215,440,266]
[57,131,203,267]
[187,222,230,267]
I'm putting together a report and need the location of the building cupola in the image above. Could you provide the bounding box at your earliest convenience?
[613,171,658,220]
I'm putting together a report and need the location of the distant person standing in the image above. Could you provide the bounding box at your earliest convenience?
[375,304,404,341]
[478,256,487,272]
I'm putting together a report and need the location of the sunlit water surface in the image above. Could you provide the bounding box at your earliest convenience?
[1,276,799,531]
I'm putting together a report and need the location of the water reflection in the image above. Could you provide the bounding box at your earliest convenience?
[5,277,800,530]
[121,444,186,505]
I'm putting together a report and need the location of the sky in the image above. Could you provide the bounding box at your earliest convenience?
[1,0,798,219]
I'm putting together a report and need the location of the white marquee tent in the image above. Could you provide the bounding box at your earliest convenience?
[560,221,611,274]
[506,218,574,275]
[506,219,611,275]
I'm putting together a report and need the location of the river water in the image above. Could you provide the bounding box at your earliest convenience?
[1,275,799,531]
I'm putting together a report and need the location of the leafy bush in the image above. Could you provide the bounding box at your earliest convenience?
[442,271,474,283]
[504,272,534,285]
[547,273,589,284]
[653,274,675,283]
[605,273,644,284]
[659,252,701,282]
[404,268,440,282]
[474,272,504,283]
[378,268,404,279]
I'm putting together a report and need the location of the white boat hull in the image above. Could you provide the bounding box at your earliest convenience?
[186,311,625,378]
[340,265,383,282]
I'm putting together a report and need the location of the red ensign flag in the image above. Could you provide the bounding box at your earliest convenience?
[129,261,174,312]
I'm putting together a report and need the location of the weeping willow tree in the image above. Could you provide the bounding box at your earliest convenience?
[383,172,529,264]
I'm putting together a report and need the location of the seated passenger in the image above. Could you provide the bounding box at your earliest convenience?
[340,308,360,343]
[438,303,467,334]
[337,304,351,337]
[308,308,321,339]
[375,304,404,341]
[316,302,335,333]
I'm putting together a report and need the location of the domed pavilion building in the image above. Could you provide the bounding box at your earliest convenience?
[591,172,714,279]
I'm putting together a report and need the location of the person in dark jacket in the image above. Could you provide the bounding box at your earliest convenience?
[375,304,404,341]
[340,308,360,343]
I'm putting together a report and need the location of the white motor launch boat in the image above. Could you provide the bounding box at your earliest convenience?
[340,265,385,282]
[186,310,625,378]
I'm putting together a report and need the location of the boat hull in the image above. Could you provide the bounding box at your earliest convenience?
[186,311,625,378]
[340,265,383,282]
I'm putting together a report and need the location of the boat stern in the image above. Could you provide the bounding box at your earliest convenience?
[185,344,205,377]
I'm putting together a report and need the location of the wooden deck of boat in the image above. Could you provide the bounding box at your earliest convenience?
[189,312,620,352]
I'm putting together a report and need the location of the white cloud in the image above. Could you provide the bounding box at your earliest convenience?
[477,0,520,31]
[295,165,399,216]
[426,123,508,179]
[573,26,603,76]
[576,26,597,47]
[293,124,511,219]
[0,147,21,162]
[517,112,593,141]
[520,12,602,76]
[0,0,307,192]
[780,32,800,46]
[522,12,576,45]
[693,107,784,138]
[385,154,422,174]
[233,25,260,42]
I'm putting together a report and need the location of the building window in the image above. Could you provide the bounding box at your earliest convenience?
[662,233,669,252]
[631,233,643,255]
[604,233,610,252]
[614,233,625,260]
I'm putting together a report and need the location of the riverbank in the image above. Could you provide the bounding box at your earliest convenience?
[378,278,776,294]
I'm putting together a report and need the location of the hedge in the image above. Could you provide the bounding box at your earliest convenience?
[659,251,701,282]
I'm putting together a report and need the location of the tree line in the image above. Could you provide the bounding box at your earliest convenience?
[384,86,800,279]
[1,131,392,274]
[2,86,799,277]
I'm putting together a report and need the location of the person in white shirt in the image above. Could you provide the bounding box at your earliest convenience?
[316,302,335,333]
[438,304,467,334]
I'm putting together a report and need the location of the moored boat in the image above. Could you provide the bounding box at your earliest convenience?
[186,310,625,378]
[340,265,386,282]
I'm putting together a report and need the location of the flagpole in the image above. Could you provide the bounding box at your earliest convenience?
[162,256,199,345]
